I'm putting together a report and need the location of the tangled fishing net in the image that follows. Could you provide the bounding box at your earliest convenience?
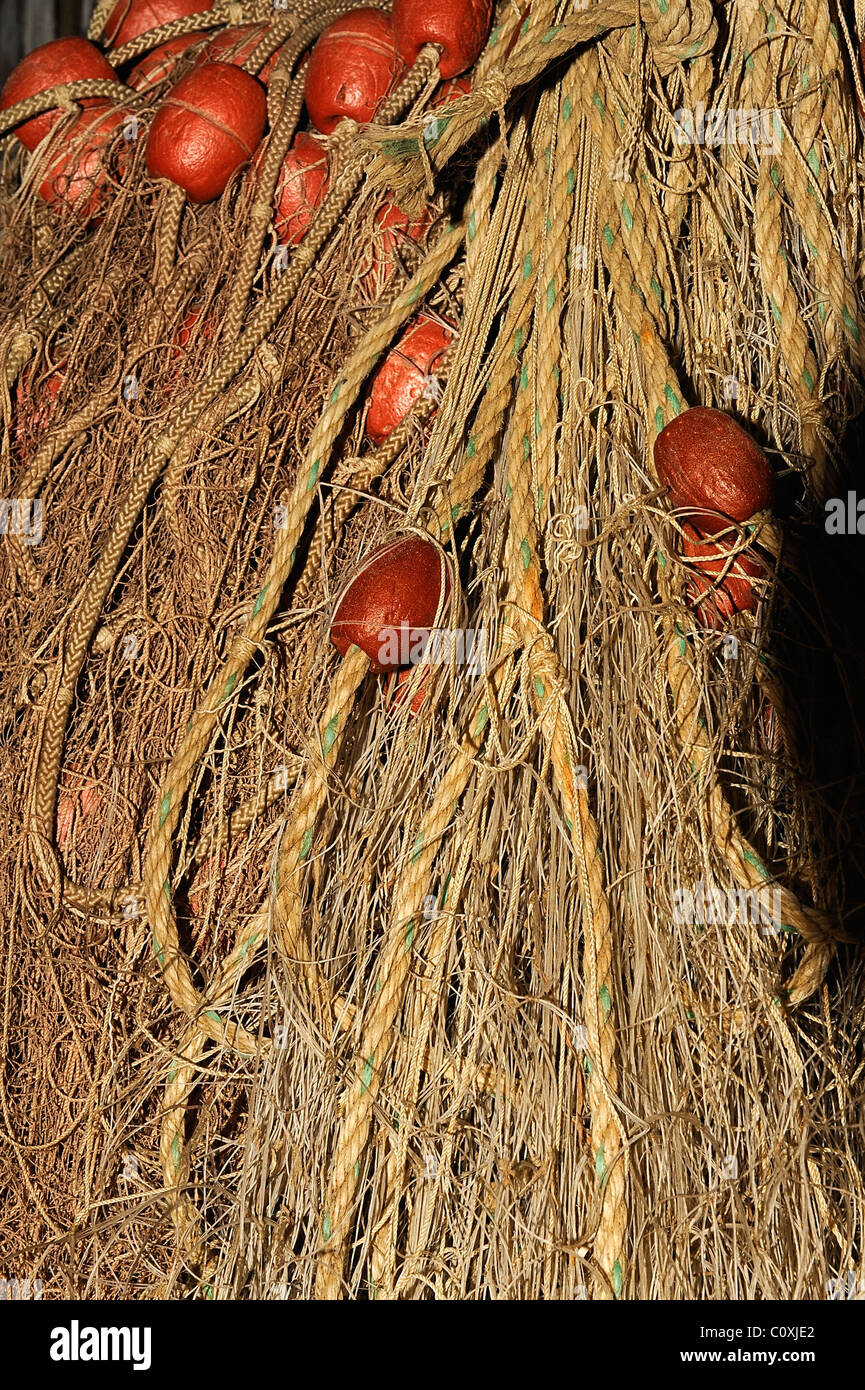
[2,0,865,1300]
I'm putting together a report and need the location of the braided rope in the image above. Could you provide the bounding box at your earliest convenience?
[240,10,297,76]
[577,39,839,1005]
[224,4,372,340]
[740,0,826,486]
[662,42,714,243]
[0,80,135,137]
[158,645,369,1276]
[108,6,248,66]
[9,0,852,1303]
[154,183,186,294]
[222,63,307,345]
[316,22,624,1291]
[141,217,464,1052]
[314,660,512,1298]
[28,54,444,853]
[87,0,123,39]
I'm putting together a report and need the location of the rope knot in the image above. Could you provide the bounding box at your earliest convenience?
[229,634,260,664]
[530,639,560,699]
[478,67,510,120]
[331,117,360,150]
[645,0,717,75]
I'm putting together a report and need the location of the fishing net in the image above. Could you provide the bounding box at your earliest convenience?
[2,0,864,1300]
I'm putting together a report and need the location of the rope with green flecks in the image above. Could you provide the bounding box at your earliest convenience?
[313,651,518,1298]
[578,33,845,1003]
[141,217,464,1057]
[497,102,627,1297]
[158,643,370,1279]
[358,0,717,212]
[359,66,556,1294]
[310,38,560,1290]
[526,54,632,1295]
[740,0,827,489]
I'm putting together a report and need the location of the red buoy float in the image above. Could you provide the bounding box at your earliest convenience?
[434,74,472,105]
[681,523,766,628]
[361,201,433,296]
[38,107,126,218]
[385,664,430,715]
[201,24,284,82]
[14,359,66,446]
[272,133,329,246]
[145,61,267,202]
[0,38,118,152]
[56,764,102,849]
[365,315,452,444]
[104,0,211,49]
[127,34,208,91]
[331,534,453,671]
[392,0,493,78]
[654,406,775,532]
[304,9,405,135]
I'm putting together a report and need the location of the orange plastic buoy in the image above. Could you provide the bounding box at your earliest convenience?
[304,9,404,135]
[145,61,267,202]
[38,108,126,219]
[331,535,453,671]
[654,407,775,532]
[361,201,433,296]
[365,315,452,444]
[0,38,118,152]
[384,664,430,715]
[681,523,767,628]
[14,360,66,445]
[433,73,472,105]
[392,0,493,78]
[272,133,329,246]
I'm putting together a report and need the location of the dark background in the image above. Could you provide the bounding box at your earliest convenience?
[0,0,90,83]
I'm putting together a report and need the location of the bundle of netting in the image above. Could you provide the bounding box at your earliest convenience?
[1,0,864,1301]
